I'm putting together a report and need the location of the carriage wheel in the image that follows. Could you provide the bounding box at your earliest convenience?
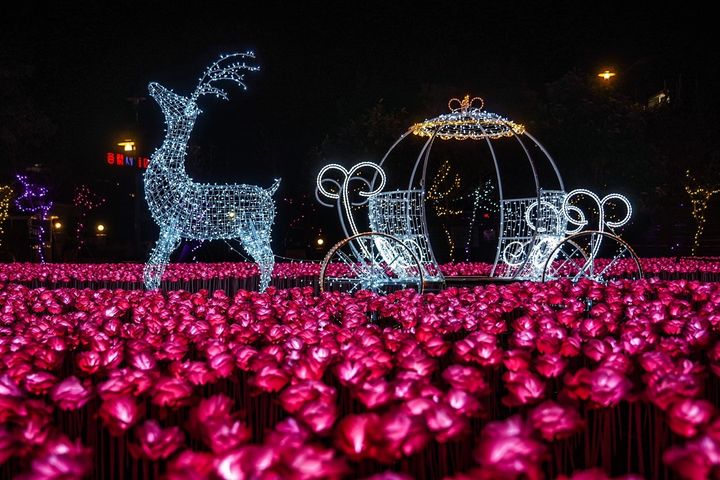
[541,230,643,283]
[319,232,425,294]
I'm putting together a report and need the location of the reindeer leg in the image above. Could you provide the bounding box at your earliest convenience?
[241,234,275,292]
[144,229,181,290]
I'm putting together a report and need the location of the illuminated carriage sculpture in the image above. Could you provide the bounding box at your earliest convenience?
[317,95,642,294]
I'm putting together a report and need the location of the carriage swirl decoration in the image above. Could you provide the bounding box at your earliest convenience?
[316,95,643,294]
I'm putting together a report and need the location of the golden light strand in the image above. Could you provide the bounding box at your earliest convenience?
[685,170,720,256]
[427,160,462,259]
[411,95,525,140]
[427,160,463,215]
[0,186,12,248]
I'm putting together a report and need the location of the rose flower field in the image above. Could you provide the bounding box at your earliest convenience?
[5,6,720,478]
[2,259,720,479]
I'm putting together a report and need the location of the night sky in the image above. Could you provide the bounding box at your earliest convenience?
[0,1,715,258]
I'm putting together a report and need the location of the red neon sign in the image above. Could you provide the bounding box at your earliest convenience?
[106,152,149,169]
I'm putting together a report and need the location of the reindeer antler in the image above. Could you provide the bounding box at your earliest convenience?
[191,52,260,102]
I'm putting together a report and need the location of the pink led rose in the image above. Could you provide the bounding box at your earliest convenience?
[474,415,547,480]
[98,395,143,436]
[666,398,716,438]
[128,420,185,461]
[151,377,194,408]
[49,376,93,411]
[529,401,584,441]
[16,436,92,480]
[502,370,546,407]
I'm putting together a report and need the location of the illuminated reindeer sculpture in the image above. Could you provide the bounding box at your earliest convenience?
[143,52,280,291]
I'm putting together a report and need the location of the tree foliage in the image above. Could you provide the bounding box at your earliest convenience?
[0,65,56,181]
[532,69,652,193]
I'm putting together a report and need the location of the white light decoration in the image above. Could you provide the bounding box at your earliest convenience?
[497,190,568,280]
[536,188,638,283]
[317,160,444,282]
[143,52,280,291]
[497,189,633,280]
[316,162,386,238]
[561,188,631,259]
[562,189,631,231]
[316,161,432,288]
[368,189,442,280]
[367,94,566,282]
[463,181,497,261]
[315,94,637,286]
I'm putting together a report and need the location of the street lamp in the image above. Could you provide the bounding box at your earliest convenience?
[315,232,325,251]
[96,223,106,236]
[50,216,62,262]
[598,69,616,81]
[117,139,136,152]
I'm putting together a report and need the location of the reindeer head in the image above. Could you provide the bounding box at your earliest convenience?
[148,52,260,124]
[149,82,200,120]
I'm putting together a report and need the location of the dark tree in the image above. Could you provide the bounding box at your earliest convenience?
[532,69,652,193]
[0,64,56,182]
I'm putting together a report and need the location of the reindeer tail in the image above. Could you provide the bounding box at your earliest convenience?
[267,178,281,195]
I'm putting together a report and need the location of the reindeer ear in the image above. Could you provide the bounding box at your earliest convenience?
[148,82,167,99]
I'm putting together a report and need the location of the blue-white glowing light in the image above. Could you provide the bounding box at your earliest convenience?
[143,52,279,291]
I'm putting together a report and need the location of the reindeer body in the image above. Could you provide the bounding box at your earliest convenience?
[143,53,278,291]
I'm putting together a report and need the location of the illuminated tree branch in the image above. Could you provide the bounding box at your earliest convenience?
[685,170,720,256]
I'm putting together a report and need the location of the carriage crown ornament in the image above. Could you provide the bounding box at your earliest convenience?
[410,95,525,140]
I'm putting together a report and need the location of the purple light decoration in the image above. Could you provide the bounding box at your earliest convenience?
[15,174,53,263]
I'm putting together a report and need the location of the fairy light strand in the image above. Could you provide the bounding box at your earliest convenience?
[427,161,462,259]
[284,194,318,229]
[463,181,497,261]
[685,170,720,256]
[426,161,497,261]
[73,185,106,254]
[143,52,279,291]
[0,186,13,248]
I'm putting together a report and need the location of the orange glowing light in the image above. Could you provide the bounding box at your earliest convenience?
[598,70,616,81]
[117,140,136,152]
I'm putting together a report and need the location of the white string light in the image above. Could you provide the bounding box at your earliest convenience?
[143,52,280,291]
[562,189,631,232]
[462,181,497,261]
[498,189,632,280]
[497,190,566,279]
[316,161,441,283]
[561,189,631,261]
[316,162,386,238]
[368,189,442,279]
